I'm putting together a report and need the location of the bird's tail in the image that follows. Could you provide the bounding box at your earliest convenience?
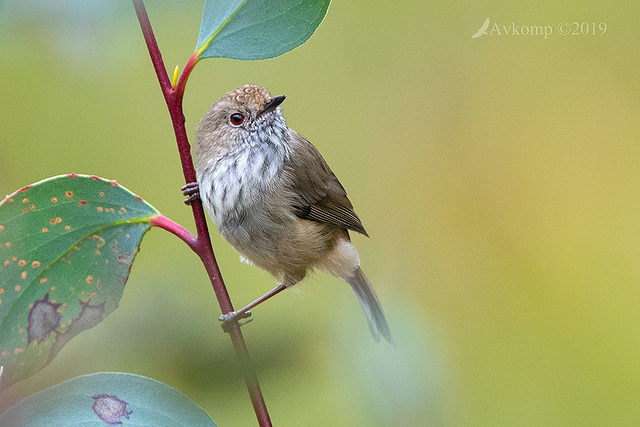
[346,267,393,344]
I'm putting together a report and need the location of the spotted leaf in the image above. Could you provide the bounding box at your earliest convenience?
[0,175,160,388]
[0,372,218,426]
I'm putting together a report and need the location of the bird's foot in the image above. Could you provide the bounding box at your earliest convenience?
[219,310,252,333]
[181,182,200,204]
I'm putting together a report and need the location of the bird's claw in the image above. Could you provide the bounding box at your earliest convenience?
[219,310,252,333]
[181,182,200,205]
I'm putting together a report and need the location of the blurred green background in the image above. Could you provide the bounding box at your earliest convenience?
[2,0,640,425]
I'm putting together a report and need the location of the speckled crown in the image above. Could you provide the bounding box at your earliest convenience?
[224,84,271,110]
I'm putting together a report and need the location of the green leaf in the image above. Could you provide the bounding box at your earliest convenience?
[196,0,331,60]
[0,175,159,388]
[0,372,218,426]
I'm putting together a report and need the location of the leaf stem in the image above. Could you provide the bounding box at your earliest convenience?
[175,52,199,105]
[132,2,272,426]
[149,215,198,251]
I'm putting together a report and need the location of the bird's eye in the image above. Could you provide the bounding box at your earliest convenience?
[229,113,244,126]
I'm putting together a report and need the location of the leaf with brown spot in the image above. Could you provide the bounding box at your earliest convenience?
[0,175,160,388]
[0,372,218,426]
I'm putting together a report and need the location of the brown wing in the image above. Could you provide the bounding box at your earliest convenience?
[286,130,368,236]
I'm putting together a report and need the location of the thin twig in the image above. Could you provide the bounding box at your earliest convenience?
[132,1,272,425]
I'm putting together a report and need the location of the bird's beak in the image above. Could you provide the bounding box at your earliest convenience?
[258,95,286,117]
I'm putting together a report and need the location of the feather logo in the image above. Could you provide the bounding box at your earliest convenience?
[472,18,490,39]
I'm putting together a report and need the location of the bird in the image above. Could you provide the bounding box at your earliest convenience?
[183,84,391,343]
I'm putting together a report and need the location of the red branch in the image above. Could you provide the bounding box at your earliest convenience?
[133,1,272,426]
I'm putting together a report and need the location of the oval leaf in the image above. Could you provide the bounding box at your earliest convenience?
[0,372,217,426]
[196,0,331,60]
[0,175,159,388]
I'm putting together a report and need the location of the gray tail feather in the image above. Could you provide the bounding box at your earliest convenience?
[346,267,393,344]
